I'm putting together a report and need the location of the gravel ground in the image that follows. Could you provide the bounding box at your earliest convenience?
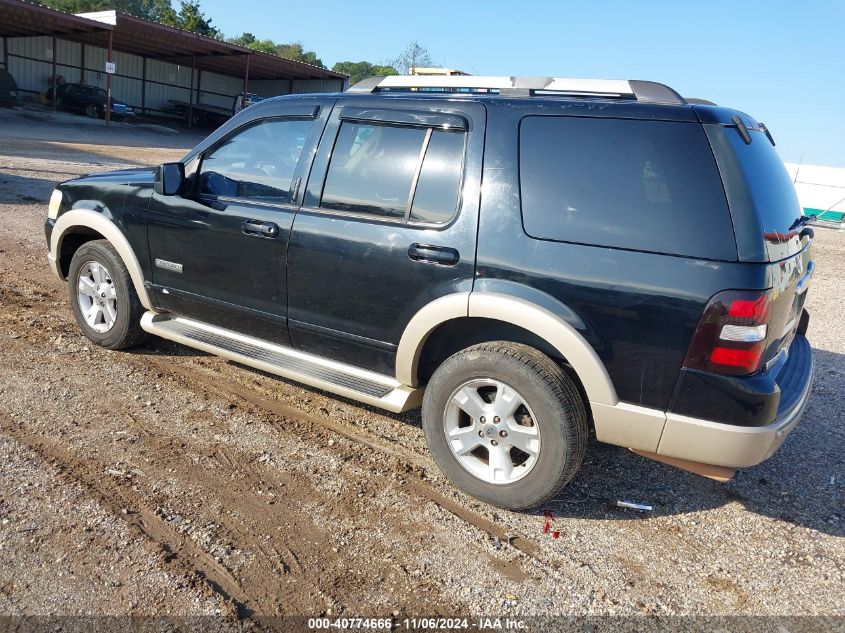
[0,105,843,624]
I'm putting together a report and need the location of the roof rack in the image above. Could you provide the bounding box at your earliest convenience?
[346,76,687,105]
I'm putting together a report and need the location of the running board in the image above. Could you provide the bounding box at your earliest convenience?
[140,312,422,413]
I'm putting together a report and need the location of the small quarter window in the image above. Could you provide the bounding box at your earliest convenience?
[198,118,313,204]
[410,131,466,224]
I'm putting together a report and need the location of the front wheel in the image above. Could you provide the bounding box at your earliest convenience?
[85,104,100,119]
[422,342,588,510]
[67,240,148,350]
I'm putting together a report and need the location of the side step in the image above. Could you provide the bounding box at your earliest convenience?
[140,312,423,413]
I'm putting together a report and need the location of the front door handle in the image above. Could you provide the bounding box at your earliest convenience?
[408,243,460,266]
[242,220,280,239]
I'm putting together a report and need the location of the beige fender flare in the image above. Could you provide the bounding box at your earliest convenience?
[49,208,154,311]
[395,291,618,406]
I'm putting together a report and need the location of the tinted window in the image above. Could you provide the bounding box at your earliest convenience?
[705,125,803,260]
[321,122,426,218]
[519,116,736,260]
[198,118,312,203]
[409,131,465,224]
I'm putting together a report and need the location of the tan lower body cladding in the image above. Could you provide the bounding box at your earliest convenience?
[591,387,810,474]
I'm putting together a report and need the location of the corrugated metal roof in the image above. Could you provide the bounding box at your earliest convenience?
[0,0,346,81]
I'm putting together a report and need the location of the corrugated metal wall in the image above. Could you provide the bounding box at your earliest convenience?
[3,35,342,117]
[293,78,344,93]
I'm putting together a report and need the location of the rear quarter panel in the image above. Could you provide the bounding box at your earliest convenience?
[478,101,767,409]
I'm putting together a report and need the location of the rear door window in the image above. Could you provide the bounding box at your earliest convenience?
[322,122,425,219]
[320,121,466,223]
[519,116,737,260]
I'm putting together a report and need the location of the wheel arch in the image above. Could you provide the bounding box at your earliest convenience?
[396,291,618,406]
[49,209,153,310]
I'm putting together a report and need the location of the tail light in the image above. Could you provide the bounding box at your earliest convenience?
[683,290,772,376]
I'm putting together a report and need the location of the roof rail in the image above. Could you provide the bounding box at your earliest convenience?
[346,76,687,105]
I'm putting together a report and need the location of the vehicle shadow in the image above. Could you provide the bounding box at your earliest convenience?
[0,172,60,205]
[530,347,844,537]
[130,337,208,359]
[200,342,843,536]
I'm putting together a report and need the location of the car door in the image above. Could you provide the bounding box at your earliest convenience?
[286,99,485,375]
[146,100,332,345]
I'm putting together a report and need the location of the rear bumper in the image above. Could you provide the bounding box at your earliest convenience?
[656,335,813,468]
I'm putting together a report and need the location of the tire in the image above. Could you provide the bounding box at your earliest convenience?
[67,240,149,350]
[422,342,588,510]
[85,104,100,119]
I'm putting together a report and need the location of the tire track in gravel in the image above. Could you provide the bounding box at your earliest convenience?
[0,245,547,565]
[0,241,546,556]
[0,332,468,616]
[0,228,554,605]
[141,355,544,560]
[0,415,249,619]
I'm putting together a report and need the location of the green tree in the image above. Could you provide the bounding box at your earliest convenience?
[164,0,219,38]
[331,61,397,86]
[225,34,325,67]
[227,32,279,55]
[39,0,219,37]
[275,42,324,68]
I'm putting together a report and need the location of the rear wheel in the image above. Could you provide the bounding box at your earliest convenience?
[67,240,148,350]
[422,342,588,510]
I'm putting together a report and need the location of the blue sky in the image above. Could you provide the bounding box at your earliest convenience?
[202,0,844,167]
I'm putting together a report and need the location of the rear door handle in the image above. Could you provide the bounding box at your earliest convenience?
[242,220,280,239]
[408,243,460,266]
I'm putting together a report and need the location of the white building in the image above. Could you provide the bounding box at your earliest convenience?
[785,162,845,228]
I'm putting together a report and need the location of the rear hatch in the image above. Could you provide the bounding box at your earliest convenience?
[698,105,814,367]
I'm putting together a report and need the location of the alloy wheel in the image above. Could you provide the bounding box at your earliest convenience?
[443,378,541,484]
[76,261,117,333]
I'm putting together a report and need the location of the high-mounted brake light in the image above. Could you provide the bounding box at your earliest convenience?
[683,290,772,376]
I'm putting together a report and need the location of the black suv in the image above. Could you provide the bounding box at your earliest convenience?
[44,76,814,509]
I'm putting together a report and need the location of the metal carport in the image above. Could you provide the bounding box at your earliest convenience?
[0,0,346,125]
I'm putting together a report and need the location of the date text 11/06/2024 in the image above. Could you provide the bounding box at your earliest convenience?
[307,617,527,630]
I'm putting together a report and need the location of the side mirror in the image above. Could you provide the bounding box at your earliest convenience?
[154,162,185,196]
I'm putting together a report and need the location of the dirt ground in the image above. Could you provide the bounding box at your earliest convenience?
[0,105,843,624]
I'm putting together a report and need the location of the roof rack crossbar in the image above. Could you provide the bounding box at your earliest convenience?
[346,75,686,105]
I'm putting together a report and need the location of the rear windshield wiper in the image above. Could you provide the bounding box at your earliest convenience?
[789,214,817,231]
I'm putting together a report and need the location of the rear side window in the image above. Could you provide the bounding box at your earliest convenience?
[519,116,736,260]
[321,121,465,223]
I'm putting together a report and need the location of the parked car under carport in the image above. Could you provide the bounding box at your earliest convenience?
[54,83,134,120]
